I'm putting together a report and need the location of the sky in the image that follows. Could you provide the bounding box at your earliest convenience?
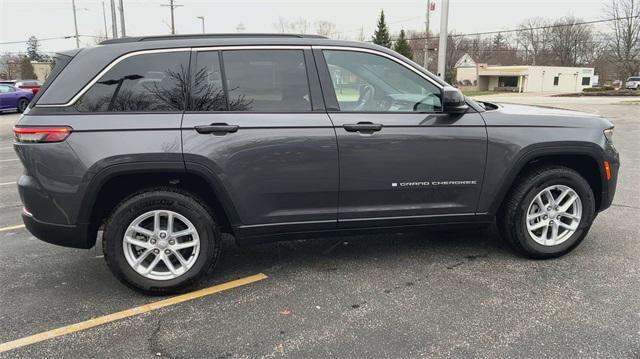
[0,0,610,54]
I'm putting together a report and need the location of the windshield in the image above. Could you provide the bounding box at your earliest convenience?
[628,77,640,81]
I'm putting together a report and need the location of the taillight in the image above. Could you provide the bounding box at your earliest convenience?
[13,126,72,143]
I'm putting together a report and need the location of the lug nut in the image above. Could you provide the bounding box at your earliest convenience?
[543,215,548,219]
[159,232,167,239]
[169,239,175,245]
[549,220,554,225]
[165,249,171,255]
[150,239,156,244]
[547,206,552,211]
[153,249,160,254]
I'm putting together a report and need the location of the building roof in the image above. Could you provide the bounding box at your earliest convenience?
[454,53,476,68]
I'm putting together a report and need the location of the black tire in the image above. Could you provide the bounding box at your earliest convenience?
[498,166,596,259]
[17,98,29,113]
[103,188,222,294]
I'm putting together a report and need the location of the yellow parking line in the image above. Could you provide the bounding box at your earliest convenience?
[0,273,268,353]
[0,182,16,186]
[0,224,25,232]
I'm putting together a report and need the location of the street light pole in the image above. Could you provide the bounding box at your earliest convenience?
[437,0,450,80]
[71,0,80,48]
[197,16,205,34]
[118,0,126,37]
[423,0,431,69]
[102,1,109,38]
[110,0,118,38]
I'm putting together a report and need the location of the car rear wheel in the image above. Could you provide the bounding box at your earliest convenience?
[103,188,222,294]
[17,98,29,113]
[499,166,596,258]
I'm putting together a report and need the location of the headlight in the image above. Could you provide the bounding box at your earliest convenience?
[604,127,614,145]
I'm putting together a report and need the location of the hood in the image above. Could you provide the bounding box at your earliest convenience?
[480,102,612,130]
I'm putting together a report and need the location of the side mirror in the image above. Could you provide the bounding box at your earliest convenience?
[442,86,469,114]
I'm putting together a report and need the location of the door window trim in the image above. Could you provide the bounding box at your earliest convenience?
[313,46,445,114]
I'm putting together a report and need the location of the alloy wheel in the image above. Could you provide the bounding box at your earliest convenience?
[122,210,201,281]
[525,185,582,246]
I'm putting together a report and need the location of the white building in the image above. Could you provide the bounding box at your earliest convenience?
[456,62,596,93]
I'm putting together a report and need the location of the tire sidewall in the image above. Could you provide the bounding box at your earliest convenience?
[104,191,218,293]
[513,170,595,256]
[17,99,28,113]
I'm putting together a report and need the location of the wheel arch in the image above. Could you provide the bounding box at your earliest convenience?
[490,143,608,215]
[78,162,240,247]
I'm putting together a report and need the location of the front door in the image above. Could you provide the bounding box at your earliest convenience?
[316,49,487,227]
[181,48,339,236]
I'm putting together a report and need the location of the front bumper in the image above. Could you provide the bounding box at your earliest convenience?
[599,146,620,212]
[22,212,93,249]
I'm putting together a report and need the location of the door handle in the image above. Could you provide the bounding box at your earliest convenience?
[194,123,239,134]
[343,122,383,132]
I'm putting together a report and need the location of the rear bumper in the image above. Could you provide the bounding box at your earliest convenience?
[22,213,93,249]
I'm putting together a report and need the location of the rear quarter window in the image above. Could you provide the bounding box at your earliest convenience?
[74,51,190,112]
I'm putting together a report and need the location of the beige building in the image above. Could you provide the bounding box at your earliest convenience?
[32,62,53,82]
[456,63,596,93]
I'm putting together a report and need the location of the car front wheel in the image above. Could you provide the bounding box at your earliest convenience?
[499,166,596,258]
[103,188,222,294]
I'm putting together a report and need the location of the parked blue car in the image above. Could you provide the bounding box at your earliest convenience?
[0,83,33,113]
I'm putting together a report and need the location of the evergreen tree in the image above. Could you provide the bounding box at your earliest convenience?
[372,10,392,48]
[393,29,413,59]
[26,36,43,62]
[19,56,36,79]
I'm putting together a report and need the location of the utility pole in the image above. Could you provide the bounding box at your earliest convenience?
[110,0,118,38]
[102,1,109,38]
[423,0,431,69]
[118,0,126,37]
[161,0,183,35]
[71,0,80,48]
[197,16,205,34]
[436,0,449,80]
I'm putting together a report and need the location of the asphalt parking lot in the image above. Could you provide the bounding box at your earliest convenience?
[0,98,639,358]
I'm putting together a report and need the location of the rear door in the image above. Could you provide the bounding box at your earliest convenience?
[0,85,17,109]
[315,48,487,227]
[181,47,339,237]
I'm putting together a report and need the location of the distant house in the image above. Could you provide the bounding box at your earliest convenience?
[455,56,595,93]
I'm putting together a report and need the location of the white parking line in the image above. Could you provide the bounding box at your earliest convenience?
[0,159,19,162]
[0,224,25,232]
[0,182,16,186]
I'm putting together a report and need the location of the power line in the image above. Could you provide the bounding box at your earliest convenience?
[0,35,100,46]
[393,15,639,42]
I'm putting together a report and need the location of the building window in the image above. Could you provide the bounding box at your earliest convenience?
[553,76,559,86]
[582,77,591,86]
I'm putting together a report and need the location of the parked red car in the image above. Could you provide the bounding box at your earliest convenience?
[15,80,42,95]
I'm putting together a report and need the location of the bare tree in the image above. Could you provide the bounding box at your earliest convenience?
[606,0,640,79]
[517,18,549,65]
[547,16,594,66]
[273,17,311,34]
[316,21,339,38]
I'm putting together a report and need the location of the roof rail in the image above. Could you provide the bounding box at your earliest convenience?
[100,33,328,45]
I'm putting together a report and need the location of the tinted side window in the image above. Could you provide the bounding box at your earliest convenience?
[222,50,311,112]
[323,50,441,113]
[0,85,14,93]
[75,51,190,112]
[189,51,226,111]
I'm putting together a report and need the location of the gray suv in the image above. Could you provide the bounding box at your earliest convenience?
[14,34,619,294]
